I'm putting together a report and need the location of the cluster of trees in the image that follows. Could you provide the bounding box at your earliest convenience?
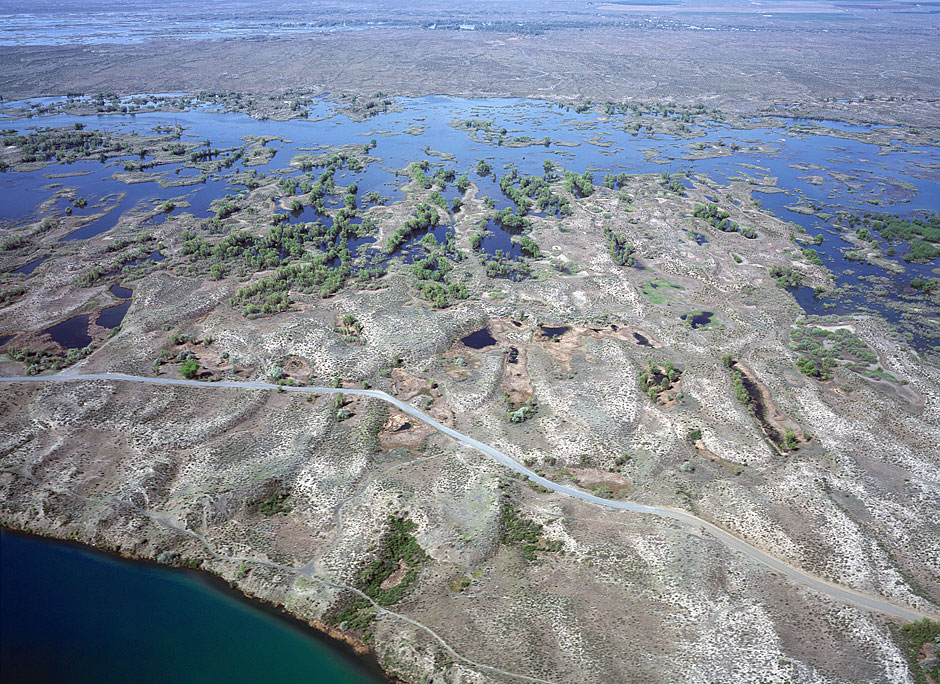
[231,259,350,315]
[790,325,879,381]
[482,250,533,281]
[844,211,940,262]
[518,235,540,257]
[637,359,682,402]
[467,222,538,278]
[731,368,751,405]
[250,487,292,516]
[802,248,823,265]
[604,227,636,266]
[336,313,364,343]
[179,358,200,379]
[452,119,543,147]
[387,203,441,252]
[507,399,538,424]
[563,170,594,198]
[186,186,382,316]
[87,92,133,114]
[188,199,382,294]
[796,356,836,381]
[692,203,747,235]
[428,190,448,211]
[603,173,630,189]
[413,279,469,308]
[298,153,365,211]
[906,240,940,262]
[409,233,469,308]
[769,264,803,289]
[74,234,162,286]
[722,355,799,451]
[324,516,427,633]
[659,171,686,195]
[597,100,711,122]
[2,125,122,164]
[491,207,527,231]
[408,160,432,189]
[499,170,573,217]
[911,276,939,295]
[342,94,394,118]
[7,344,92,374]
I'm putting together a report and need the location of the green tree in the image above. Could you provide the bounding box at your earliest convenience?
[179,359,199,379]
[732,371,750,405]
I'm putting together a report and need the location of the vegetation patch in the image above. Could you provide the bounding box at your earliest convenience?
[692,203,755,238]
[506,394,538,424]
[899,618,940,684]
[409,232,470,308]
[790,323,897,383]
[500,504,562,561]
[246,483,292,516]
[722,354,802,452]
[6,345,93,374]
[324,516,427,636]
[335,313,365,345]
[499,168,572,217]
[637,358,682,404]
[842,211,940,263]
[605,226,636,266]
[769,264,803,289]
[641,277,684,304]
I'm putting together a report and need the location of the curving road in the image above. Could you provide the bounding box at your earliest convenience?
[2,371,937,623]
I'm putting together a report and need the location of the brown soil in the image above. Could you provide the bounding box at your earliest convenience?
[379,559,411,591]
[379,408,432,454]
[569,467,635,499]
[735,362,805,451]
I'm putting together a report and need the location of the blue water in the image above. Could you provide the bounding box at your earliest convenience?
[96,299,132,329]
[0,530,386,684]
[109,284,133,298]
[461,327,497,348]
[42,313,92,349]
[2,95,937,349]
[11,256,46,274]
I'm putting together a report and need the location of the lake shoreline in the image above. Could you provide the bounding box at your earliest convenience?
[0,525,396,684]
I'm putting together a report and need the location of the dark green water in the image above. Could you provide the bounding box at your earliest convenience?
[0,530,386,684]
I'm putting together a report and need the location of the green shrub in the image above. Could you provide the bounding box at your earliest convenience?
[179,359,199,379]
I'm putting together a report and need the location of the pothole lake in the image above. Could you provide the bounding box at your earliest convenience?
[1,94,938,350]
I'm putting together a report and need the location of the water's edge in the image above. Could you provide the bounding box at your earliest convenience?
[0,525,395,684]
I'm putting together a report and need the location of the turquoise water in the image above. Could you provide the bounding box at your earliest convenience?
[0,530,386,684]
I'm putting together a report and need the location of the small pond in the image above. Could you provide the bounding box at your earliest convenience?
[12,257,46,275]
[681,311,715,329]
[460,327,497,349]
[540,325,570,339]
[109,284,133,298]
[96,300,132,329]
[43,313,92,349]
